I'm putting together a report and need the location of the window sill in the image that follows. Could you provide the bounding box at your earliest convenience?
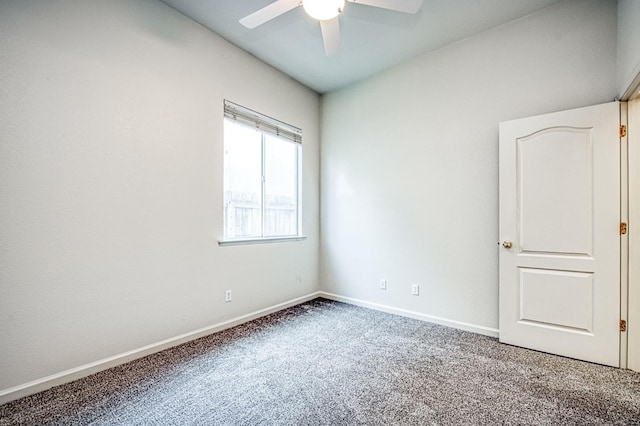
[218,236,307,247]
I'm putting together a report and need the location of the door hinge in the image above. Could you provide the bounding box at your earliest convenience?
[620,125,627,138]
[620,320,627,332]
[621,222,628,235]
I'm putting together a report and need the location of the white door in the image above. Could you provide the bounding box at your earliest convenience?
[499,102,621,367]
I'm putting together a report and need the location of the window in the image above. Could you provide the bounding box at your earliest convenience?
[222,100,302,243]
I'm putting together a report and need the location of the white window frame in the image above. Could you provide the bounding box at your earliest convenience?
[219,100,305,246]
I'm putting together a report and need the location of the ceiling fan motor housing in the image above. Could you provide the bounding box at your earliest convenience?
[303,0,345,21]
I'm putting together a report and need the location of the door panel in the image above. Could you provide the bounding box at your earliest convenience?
[499,102,620,367]
[519,268,593,332]
[518,127,593,255]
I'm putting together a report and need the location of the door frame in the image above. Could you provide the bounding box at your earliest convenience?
[621,102,629,369]
[628,98,640,371]
[621,69,639,371]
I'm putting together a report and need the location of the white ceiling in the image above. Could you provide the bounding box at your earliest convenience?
[160,0,564,93]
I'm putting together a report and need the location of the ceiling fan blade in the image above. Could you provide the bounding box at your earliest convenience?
[346,0,423,14]
[320,17,341,56]
[239,0,301,29]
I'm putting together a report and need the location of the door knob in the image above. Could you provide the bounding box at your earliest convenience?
[502,241,513,249]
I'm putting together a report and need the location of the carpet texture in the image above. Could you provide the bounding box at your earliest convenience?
[1,298,640,425]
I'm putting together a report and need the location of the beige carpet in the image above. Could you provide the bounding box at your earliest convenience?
[1,298,640,425]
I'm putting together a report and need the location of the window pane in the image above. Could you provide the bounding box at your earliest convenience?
[223,119,262,238]
[264,135,298,237]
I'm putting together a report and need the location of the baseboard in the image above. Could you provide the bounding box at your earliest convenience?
[0,291,322,405]
[319,292,499,338]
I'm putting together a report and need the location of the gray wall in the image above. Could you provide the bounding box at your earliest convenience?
[0,0,320,397]
[320,0,617,333]
[617,0,640,98]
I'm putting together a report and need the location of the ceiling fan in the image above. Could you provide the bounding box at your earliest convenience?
[239,0,424,56]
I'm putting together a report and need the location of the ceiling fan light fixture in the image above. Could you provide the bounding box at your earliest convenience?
[302,0,345,21]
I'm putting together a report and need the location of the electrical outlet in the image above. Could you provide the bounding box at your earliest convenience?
[225,289,232,302]
[379,279,387,290]
[411,284,420,296]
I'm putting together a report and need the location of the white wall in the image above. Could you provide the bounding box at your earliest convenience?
[320,0,617,333]
[617,0,640,98]
[0,0,320,398]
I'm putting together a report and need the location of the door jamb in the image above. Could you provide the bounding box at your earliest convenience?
[627,99,640,372]
[620,102,629,369]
